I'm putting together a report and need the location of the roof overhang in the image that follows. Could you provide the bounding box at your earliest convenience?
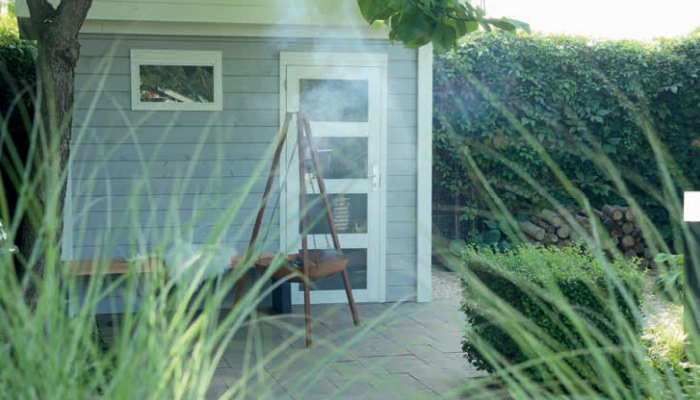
[16,0,388,40]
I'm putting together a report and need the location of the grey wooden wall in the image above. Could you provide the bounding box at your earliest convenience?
[70,34,418,303]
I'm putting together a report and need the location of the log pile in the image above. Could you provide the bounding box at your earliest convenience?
[517,205,653,268]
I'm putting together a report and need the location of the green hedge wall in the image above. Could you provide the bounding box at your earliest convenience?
[0,20,35,237]
[1,18,35,126]
[434,33,700,240]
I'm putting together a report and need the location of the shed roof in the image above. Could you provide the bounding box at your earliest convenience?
[16,0,384,39]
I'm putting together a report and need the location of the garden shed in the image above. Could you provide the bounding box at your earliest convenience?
[16,0,433,311]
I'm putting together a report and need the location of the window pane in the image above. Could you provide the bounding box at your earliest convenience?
[304,194,368,235]
[311,137,368,180]
[300,79,368,122]
[140,65,214,103]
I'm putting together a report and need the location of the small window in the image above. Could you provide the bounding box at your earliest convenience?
[130,49,223,111]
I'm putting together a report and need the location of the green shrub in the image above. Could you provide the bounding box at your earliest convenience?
[0,16,35,249]
[653,253,685,303]
[461,244,642,390]
[434,32,700,240]
[0,14,35,102]
[643,305,700,397]
[644,305,689,371]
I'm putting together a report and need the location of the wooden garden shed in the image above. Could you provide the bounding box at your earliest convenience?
[15,0,433,312]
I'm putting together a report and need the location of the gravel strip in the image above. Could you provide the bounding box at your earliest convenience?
[432,267,462,301]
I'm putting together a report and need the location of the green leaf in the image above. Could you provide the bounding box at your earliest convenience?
[391,10,434,48]
[484,220,500,230]
[431,23,458,52]
[482,230,501,245]
[357,0,396,23]
[507,18,531,34]
[485,18,516,32]
[465,20,480,34]
[449,239,468,256]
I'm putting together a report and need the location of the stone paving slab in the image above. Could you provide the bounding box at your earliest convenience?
[96,299,484,399]
[209,299,484,399]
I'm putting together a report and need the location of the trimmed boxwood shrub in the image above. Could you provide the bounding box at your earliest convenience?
[461,244,642,387]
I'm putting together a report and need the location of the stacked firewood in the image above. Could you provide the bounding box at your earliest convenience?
[517,205,653,268]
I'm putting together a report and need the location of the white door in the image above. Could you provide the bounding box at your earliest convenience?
[280,53,387,304]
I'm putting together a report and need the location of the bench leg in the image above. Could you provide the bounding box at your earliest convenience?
[270,279,291,314]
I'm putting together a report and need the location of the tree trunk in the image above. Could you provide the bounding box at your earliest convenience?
[22,0,92,308]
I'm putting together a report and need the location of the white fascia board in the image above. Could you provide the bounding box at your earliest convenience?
[16,0,385,40]
[75,20,388,40]
[416,44,433,303]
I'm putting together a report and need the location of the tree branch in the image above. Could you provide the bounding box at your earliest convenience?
[25,0,56,32]
[54,0,93,36]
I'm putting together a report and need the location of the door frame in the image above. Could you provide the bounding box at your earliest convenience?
[279,52,388,303]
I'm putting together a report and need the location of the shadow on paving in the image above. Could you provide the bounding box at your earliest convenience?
[208,300,487,400]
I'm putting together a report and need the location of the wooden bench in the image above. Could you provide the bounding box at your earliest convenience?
[64,258,163,276]
[64,256,292,314]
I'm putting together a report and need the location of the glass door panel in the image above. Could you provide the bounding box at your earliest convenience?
[300,249,368,291]
[284,61,384,304]
[304,194,368,235]
[300,79,369,122]
[311,137,368,180]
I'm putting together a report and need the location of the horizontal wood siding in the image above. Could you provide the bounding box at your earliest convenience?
[70,34,418,304]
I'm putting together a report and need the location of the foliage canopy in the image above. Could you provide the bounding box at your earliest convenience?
[357,0,528,52]
[434,33,700,240]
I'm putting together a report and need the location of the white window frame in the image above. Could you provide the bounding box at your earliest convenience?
[130,49,223,111]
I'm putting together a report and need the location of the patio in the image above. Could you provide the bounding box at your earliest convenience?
[96,294,487,399]
[205,298,485,400]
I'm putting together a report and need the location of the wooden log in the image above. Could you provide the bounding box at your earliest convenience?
[520,221,546,241]
[604,218,618,232]
[643,248,653,260]
[603,205,624,221]
[557,239,572,248]
[574,215,591,230]
[556,225,571,239]
[546,233,559,244]
[593,209,606,220]
[531,216,555,233]
[624,249,638,259]
[634,242,645,254]
[610,229,623,238]
[623,207,634,222]
[539,209,564,227]
[621,222,635,235]
[569,230,582,242]
[621,235,636,249]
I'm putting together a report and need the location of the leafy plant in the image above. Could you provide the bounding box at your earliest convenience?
[653,253,685,302]
[357,0,529,52]
[460,244,642,393]
[644,305,690,371]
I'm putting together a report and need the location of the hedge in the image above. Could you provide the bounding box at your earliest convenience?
[461,245,642,389]
[0,18,35,250]
[434,33,700,241]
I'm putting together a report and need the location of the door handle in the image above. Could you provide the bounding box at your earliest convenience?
[368,165,379,192]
